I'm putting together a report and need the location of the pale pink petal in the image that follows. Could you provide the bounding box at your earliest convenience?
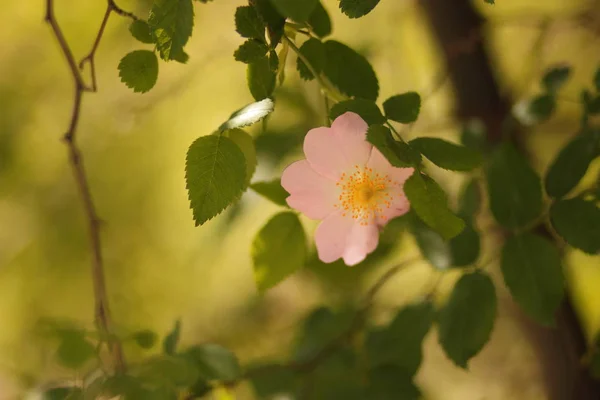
[342,223,379,266]
[367,147,414,185]
[315,211,379,266]
[376,188,410,226]
[304,112,372,179]
[281,160,339,220]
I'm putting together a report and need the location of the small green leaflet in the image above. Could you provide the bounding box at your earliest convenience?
[234,39,269,64]
[56,330,95,369]
[251,179,289,206]
[218,98,275,131]
[308,2,332,38]
[339,0,381,18]
[235,6,266,41]
[118,50,159,93]
[542,65,571,93]
[458,179,481,221]
[550,197,600,254]
[268,0,318,22]
[148,0,194,61]
[184,344,242,381]
[501,233,564,325]
[133,329,158,349]
[545,129,600,198]
[129,20,154,44]
[409,137,483,171]
[404,173,465,240]
[527,93,556,122]
[383,92,421,124]
[186,135,247,226]
[247,55,276,100]
[486,143,543,229]
[252,212,306,293]
[163,319,181,355]
[484,0,495,4]
[330,99,385,125]
[323,40,379,101]
[438,271,497,368]
[366,124,421,168]
[296,38,326,81]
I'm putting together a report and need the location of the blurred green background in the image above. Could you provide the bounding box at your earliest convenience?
[1,0,600,398]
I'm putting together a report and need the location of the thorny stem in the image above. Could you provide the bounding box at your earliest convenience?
[45,0,137,374]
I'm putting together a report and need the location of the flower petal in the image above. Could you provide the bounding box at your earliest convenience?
[367,147,414,184]
[304,112,372,179]
[315,211,379,266]
[376,188,410,226]
[281,160,339,220]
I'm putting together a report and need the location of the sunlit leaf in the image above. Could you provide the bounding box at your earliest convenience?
[129,20,154,44]
[149,0,194,61]
[118,50,158,93]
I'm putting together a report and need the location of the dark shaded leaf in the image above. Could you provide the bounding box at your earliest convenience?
[528,93,556,122]
[383,92,421,124]
[251,179,289,206]
[235,6,265,40]
[458,179,481,220]
[248,56,276,100]
[542,65,571,93]
[184,344,242,381]
[133,329,158,349]
[409,137,483,171]
[366,366,420,400]
[296,38,326,81]
[234,39,269,64]
[550,197,600,254]
[330,99,385,125]
[339,0,381,18]
[129,20,154,44]
[449,223,480,267]
[163,320,181,355]
[308,2,332,37]
[252,0,286,47]
[366,124,421,168]
[268,0,318,22]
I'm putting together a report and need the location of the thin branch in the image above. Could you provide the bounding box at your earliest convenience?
[45,0,135,374]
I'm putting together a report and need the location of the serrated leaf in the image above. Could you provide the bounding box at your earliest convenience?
[366,366,420,400]
[186,135,247,226]
[252,0,286,47]
[148,0,194,61]
[252,212,306,292]
[486,143,543,229]
[323,40,379,100]
[409,137,483,171]
[251,179,289,206]
[545,129,600,198]
[268,0,318,22]
[366,125,421,168]
[339,0,381,18]
[308,2,331,37]
[438,271,496,368]
[501,233,564,324]
[226,128,256,185]
[330,99,385,125]
[542,65,571,93]
[404,173,465,240]
[383,92,421,124]
[163,320,181,355]
[550,197,600,254]
[235,6,265,40]
[248,55,276,101]
[219,98,275,131]
[366,302,434,376]
[56,331,95,369]
[296,38,325,81]
[129,20,154,44]
[133,329,158,349]
[528,93,556,122]
[234,39,269,64]
[184,344,242,381]
[118,50,158,93]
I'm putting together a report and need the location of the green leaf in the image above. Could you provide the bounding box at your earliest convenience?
[249,364,297,397]
[252,212,306,292]
[323,40,379,100]
[582,90,600,116]
[409,137,483,171]
[296,38,325,81]
[251,179,289,206]
[449,223,480,267]
[134,355,200,389]
[366,366,420,400]
[234,39,269,64]
[438,271,497,368]
[43,387,83,400]
[129,20,154,44]
[184,344,242,381]
[382,92,421,124]
[410,214,450,270]
[219,98,275,131]
[252,0,286,47]
[269,49,279,72]
[501,233,564,324]
[148,0,194,61]
[550,197,600,254]
[527,93,556,122]
[225,128,256,185]
[339,0,381,18]
[56,331,95,369]
[460,119,487,150]
[235,6,265,40]
[458,179,481,220]
[248,55,276,101]
[542,65,571,93]
[308,2,332,38]
[330,99,385,125]
[594,66,600,92]
[486,143,543,229]
[186,135,247,226]
[545,129,600,198]
[118,50,159,93]
[366,125,421,168]
[133,329,158,349]
[163,320,181,355]
[268,0,318,22]
[484,0,495,4]
[366,302,434,375]
[404,173,465,240]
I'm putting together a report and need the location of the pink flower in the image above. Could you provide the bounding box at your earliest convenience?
[281,112,414,266]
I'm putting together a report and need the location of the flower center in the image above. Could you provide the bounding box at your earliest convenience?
[335,165,399,225]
